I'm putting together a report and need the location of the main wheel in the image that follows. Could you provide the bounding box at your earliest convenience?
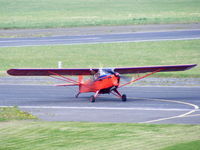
[90,95,95,103]
[122,94,127,102]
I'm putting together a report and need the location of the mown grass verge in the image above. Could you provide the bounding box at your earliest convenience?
[0,107,199,150]
[0,0,200,29]
[0,106,37,121]
[1,40,199,77]
[162,140,200,150]
[0,121,200,150]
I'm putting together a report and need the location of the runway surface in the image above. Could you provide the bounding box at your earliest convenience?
[1,85,200,124]
[1,28,199,124]
[0,29,200,47]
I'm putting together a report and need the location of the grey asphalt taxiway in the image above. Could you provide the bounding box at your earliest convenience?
[1,28,200,124]
[0,29,200,47]
[1,85,200,124]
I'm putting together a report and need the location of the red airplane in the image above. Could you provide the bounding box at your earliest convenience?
[7,64,197,102]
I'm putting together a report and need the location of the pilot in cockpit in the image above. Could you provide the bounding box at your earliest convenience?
[91,69,109,80]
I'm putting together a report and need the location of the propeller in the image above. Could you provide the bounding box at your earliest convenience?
[104,69,132,82]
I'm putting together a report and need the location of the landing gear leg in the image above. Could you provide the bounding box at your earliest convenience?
[75,92,80,98]
[112,89,127,102]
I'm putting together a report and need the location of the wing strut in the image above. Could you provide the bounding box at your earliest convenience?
[48,71,79,84]
[119,69,162,88]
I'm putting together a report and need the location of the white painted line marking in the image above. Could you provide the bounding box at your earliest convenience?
[0,37,99,43]
[0,105,197,111]
[1,97,199,123]
[135,98,199,123]
[182,113,200,118]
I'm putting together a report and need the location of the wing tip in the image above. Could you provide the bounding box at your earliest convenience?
[7,69,15,76]
[186,64,197,70]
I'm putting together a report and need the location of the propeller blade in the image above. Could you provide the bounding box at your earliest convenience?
[103,69,115,74]
[103,69,132,82]
[120,75,132,82]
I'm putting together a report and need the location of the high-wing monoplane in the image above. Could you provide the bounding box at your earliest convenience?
[7,64,197,102]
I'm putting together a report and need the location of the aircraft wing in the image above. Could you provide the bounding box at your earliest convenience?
[7,64,197,76]
[7,68,99,76]
[114,64,197,74]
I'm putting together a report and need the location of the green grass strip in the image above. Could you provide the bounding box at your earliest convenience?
[162,140,200,150]
[0,107,37,121]
[0,121,200,150]
[0,0,200,29]
[1,40,199,77]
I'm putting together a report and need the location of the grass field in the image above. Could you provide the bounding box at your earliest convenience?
[1,40,199,77]
[1,107,200,150]
[0,107,37,121]
[162,140,200,150]
[0,0,200,29]
[0,120,200,150]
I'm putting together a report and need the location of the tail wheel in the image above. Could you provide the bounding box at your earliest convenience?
[122,94,127,102]
[90,95,95,103]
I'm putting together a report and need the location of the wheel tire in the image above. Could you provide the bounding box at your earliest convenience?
[122,94,127,102]
[90,95,95,103]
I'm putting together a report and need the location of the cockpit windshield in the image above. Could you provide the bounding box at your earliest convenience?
[99,69,108,76]
[94,68,113,79]
[91,68,115,80]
